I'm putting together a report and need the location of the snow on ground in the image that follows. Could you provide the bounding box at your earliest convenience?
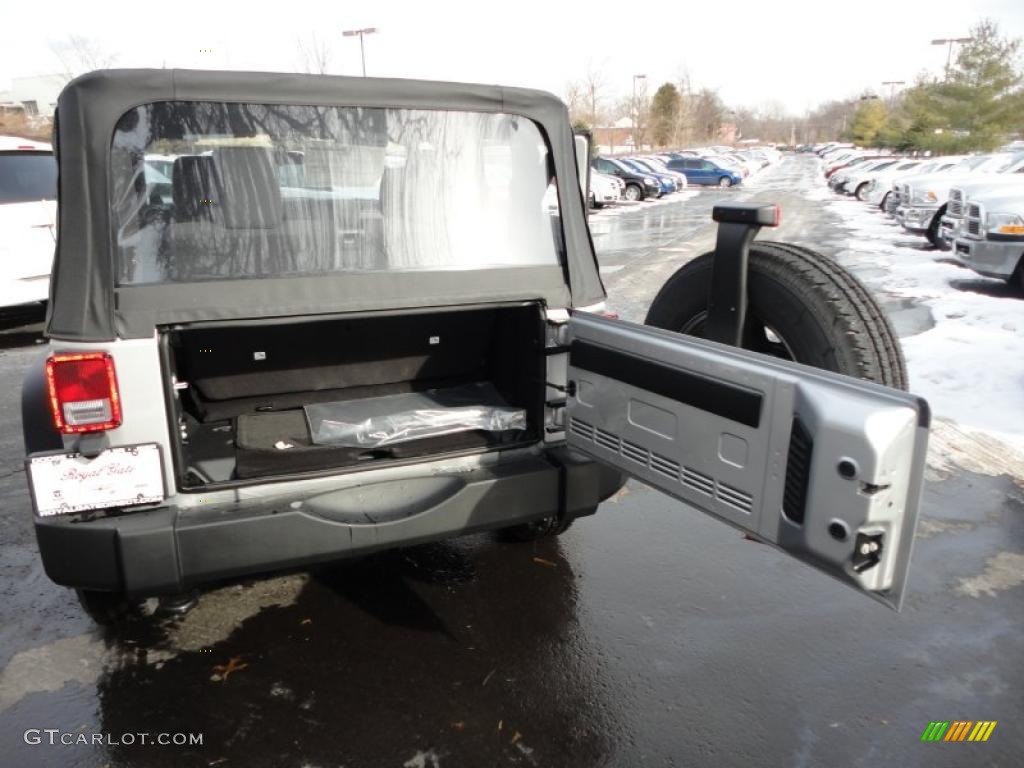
[590,189,699,218]
[822,187,1024,454]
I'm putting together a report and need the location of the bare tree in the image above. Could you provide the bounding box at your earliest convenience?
[564,61,609,128]
[581,62,609,126]
[691,88,725,142]
[631,78,651,149]
[672,69,694,146]
[51,35,119,80]
[564,80,585,124]
[296,33,333,75]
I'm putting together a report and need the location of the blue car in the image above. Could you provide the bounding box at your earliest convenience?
[665,156,743,187]
[619,158,676,196]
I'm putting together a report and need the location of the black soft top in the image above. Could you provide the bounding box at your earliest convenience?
[48,69,604,340]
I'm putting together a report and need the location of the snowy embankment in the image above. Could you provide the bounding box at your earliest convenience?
[819,184,1024,458]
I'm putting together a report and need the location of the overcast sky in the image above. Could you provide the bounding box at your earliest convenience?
[2,0,1022,116]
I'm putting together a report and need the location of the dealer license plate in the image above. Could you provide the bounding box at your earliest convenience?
[27,444,165,517]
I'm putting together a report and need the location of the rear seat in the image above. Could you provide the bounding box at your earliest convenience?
[169,147,299,279]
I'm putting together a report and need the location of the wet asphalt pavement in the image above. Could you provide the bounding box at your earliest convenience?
[1,156,1022,767]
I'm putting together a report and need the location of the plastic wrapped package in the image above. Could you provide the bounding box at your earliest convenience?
[305,382,526,448]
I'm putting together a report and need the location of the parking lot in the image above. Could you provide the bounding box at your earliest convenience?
[1,155,1021,767]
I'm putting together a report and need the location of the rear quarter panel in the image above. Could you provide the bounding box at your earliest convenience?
[41,335,178,501]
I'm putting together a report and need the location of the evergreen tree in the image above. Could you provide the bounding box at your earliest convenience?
[649,83,682,147]
[890,20,1021,151]
[848,99,888,146]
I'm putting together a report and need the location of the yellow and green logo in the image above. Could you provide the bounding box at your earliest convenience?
[921,721,997,742]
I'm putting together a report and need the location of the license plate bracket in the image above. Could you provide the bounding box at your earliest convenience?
[27,443,166,517]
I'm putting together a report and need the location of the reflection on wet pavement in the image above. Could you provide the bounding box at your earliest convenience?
[1,158,1022,767]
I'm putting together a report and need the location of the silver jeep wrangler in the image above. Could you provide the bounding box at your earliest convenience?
[23,70,929,624]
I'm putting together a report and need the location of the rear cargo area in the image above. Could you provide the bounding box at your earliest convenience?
[164,304,545,487]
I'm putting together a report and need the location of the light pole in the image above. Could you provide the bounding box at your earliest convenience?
[343,27,378,77]
[882,80,905,104]
[632,74,646,150]
[931,37,972,81]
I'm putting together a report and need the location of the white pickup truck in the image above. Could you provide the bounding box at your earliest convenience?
[951,186,1024,288]
[940,172,1024,247]
[896,153,1024,248]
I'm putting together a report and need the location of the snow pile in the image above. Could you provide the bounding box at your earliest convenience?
[825,198,1024,452]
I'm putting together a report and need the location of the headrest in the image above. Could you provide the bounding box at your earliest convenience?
[211,147,283,229]
[172,156,217,222]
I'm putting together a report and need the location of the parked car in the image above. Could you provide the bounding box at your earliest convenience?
[23,69,928,626]
[593,156,662,200]
[821,147,860,167]
[0,137,57,310]
[828,156,887,188]
[833,158,901,195]
[951,187,1024,289]
[883,157,966,214]
[860,159,929,206]
[703,154,749,178]
[636,156,689,188]
[665,156,743,187]
[620,158,677,195]
[723,153,761,177]
[590,170,624,208]
[825,151,880,179]
[818,142,854,158]
[842,159,921,200]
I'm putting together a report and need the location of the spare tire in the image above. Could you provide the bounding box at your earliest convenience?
[644,241,908,390]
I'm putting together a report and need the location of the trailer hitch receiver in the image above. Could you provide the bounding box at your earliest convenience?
[705,203,781,346]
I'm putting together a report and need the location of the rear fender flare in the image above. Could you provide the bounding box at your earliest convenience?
[22,353,63,454]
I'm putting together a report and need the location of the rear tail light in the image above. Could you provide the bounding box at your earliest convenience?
[45,352,122,433]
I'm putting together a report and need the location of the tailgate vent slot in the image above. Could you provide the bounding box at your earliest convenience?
[681,467,715,497]
[570,418,750,507]
[621,439,648,465]
[569,417,594,441]
[650,452,680,480]
[783,418,812,524]
[594,427,619,452]
[716,481,753,513]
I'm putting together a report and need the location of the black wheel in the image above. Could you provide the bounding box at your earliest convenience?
[879,191,890,211]
[75,589,146,626]
[644,241,908,390]
[855,182,870,201]
[624,183,643,202]
[500,510,590,542]
[718,176,732,188]
[926,205,948,250]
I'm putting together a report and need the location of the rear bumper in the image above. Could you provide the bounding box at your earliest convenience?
[34,449,625,595]
[952,236,1023,279]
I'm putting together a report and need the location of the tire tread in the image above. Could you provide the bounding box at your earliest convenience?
[645,241,908,390]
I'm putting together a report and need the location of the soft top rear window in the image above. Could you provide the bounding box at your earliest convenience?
[110,102,562,285]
